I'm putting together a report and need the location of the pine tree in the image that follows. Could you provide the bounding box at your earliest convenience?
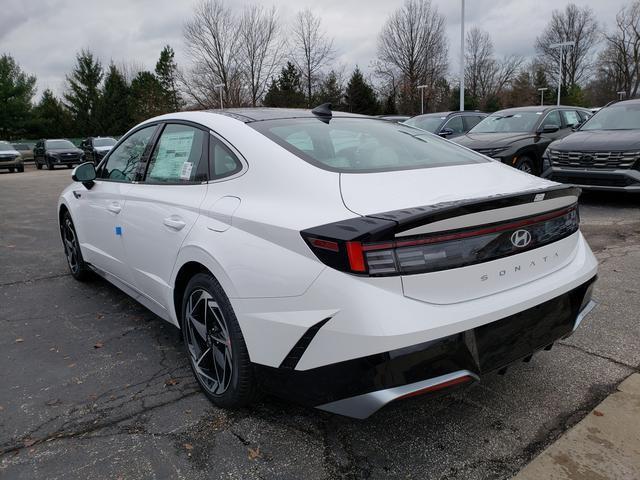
[99,64,132,135]
[155,45,182,112]
[263,62,306,108]
[64,50,103,136]
[129,71,166,124]
[31,89,73,138]
[0,54,36,138]
[345,67,379,115]
[316,71,344,109]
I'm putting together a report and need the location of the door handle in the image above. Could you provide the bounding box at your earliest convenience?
[163,216,186,231]
[107,202,122,214]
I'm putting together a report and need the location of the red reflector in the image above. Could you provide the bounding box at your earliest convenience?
[346,241,366,272]
[397,375,473,400]
[309,237,340,252]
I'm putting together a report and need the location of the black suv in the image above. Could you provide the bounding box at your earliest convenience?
[404,111,487,139]
[34,139,84,170]
[80,136,117,164]
[542,99,640,192]
[454,105,591,174]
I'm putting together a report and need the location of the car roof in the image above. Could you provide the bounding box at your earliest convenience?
[494,105,589,115]
[211,108,370,123]
[409,111,486,119]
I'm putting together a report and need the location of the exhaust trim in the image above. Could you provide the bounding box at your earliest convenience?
[316,370,479,419]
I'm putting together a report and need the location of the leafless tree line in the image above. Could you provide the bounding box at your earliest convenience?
[182,0,334,109]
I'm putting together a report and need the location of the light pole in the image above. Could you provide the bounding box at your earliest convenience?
[538,87,548,106]
[460,0,465,111]
[214,83,225,109]
[417,85,427,114]
[549,41,575,106]
[617,91,626,101]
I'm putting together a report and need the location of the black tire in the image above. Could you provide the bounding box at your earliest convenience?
[36,159,42,170]
[514,156,535,175]
[8,167,14,173]
[66,164,73,169]
[181,273,259,409]
[60,211,91,281]
[17,165,24,172]
[47,160,54,170]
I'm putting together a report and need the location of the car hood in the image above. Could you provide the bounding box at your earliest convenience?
[94,146,114,152]
[0,149,20,156]
[549,130,640,151]
[48,148,83,154]
[454,132,534,149]
[340,162,556,215]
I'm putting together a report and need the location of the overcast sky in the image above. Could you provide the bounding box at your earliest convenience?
[2,0,632,99]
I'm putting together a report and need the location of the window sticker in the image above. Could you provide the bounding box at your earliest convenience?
[149,131,195,180]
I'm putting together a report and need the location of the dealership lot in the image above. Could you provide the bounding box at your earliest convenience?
[1,165,639,479]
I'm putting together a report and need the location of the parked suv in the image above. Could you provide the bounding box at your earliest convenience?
[454,106,591,174]
[0,141,24,172]
[80,137,117,164]
[404,111,487,139]
[542,99,640,192]
[34,139,84,170]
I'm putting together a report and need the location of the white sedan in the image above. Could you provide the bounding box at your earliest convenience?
[58,106,598,418]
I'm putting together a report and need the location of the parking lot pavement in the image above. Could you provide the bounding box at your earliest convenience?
[1,164,639,480]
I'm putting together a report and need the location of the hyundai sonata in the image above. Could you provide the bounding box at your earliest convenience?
[58,105,598,418]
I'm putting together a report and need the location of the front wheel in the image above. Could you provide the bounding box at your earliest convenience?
[36,159,42,170]
[60,212,91,281]
[66,164,73,169]
[514,156,535,175]
[47,160,54,170]
[8,167,14,173]
[181,273,259,409]
[17,165,24,172]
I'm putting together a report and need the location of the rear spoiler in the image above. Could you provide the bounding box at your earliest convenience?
[303,185,581,243]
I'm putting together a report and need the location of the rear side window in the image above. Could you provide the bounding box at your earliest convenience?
[145,124,207,184]
[251,118,488,173]
[464,115,484,130]
[99,125,156,182]
[210,136,242,179]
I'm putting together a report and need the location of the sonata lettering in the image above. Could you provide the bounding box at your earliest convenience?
[480,252,561,281]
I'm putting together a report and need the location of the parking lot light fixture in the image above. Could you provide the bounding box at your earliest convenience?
[214,83,225,109]
[538,87,548,106]
[417,85,427,114]
[549,41,575,106]
[460,0,465,112]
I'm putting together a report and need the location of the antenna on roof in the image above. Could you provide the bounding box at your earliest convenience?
[311,103,332,118]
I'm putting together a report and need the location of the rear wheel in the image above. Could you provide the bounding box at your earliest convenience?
[60,211,91,281]
[36,159,42,170]
[8,167,14,173]
[515,156,535,175]
[181,273,259,409]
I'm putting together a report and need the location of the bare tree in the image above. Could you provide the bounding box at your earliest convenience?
[183,0,243,108]
[465,27,494,101]
[240,5,283,107]
[376,0,448,114]
[535,3,599,90]
[601,1,640,98]
[290,9,335,106]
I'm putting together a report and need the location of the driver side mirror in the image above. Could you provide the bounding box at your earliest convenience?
[438,127,454,137]
[72,162,96,189]
[538,124,560,134]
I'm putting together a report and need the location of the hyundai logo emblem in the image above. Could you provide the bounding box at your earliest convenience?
[510,229,532,248]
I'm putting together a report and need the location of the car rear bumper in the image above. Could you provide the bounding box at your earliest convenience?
[542,167,640,192]
[253,276,596,418]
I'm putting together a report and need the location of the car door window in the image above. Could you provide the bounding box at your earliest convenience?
[463,115,484,131]
[210,136,242,179]
[145,124,207,184]
[443,116,464,134]
[99,126,156,182]
[562,110,582,128]
[542,110,561,128]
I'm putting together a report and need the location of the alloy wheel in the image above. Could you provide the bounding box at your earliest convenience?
[184,289,233,395]
[62,217,80,274]
[518,162,533,174]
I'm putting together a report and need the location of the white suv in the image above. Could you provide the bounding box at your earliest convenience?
[58,107,598,418]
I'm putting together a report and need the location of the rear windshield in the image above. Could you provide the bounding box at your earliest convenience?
[471,111,540,133]
[403,115,445,133]
[250,118,488,172]
[46,140,76,149]
[581,103,640,131]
